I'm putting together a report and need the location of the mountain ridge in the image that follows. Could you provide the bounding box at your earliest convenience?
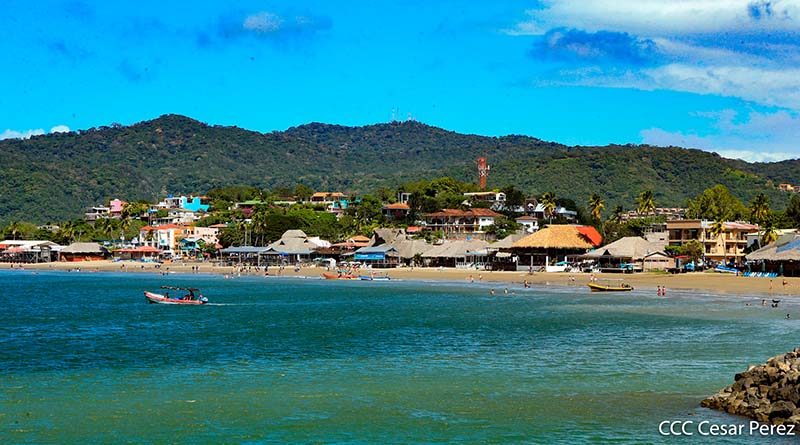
[0,114,796,223]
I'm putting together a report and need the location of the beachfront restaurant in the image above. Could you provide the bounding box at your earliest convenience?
[422,239,491,268]
[354,245,400,268]
[746,234,800,277]
[219,246,274,266]
[113,245,161,261]
[582,236,670,272]
[0,240,62,263]
[508,225,602,271]
[59,242,110,262]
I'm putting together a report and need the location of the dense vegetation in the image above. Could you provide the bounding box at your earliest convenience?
[0,114,797,224]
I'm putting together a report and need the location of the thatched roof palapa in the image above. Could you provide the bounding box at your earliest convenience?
[423,239,490,258]
[511,225,601,250]
[747,234,800,261]
[583,236,666,260]
[60,242,109,254]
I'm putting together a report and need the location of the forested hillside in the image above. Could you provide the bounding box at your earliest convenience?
[0,114,795,222]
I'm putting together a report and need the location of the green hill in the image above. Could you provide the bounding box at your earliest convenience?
[0,114,795,223]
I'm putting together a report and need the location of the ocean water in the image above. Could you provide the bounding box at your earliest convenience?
[1,270,798,444]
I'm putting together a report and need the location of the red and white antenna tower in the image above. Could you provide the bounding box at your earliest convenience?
[477,156,490,190]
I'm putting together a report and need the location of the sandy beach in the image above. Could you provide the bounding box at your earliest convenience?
[1,260,796,297]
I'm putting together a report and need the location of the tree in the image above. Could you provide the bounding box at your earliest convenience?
[610,205,624,223]
[539,192,556,224]
[749,193,771,225]
[636,190,656,216]
[294,184,314,202]
[121,201,150,220]
[501,185,526,210]
[786,195,800,228]
[761,223,779,246]
[485,217,521,239]
[94,218,115,241]
[682,240,704,265]
[686,185,746,221]
[708,220,728,264]
[588,193,605,221]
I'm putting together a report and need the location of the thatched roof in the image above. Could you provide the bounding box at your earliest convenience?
[423,239,490,258]
[511,225,600,250]
[372,228,406,246]
[281,230,308,239]
[583,237,666,260]
[747,234,800,261]
[60,242,109,254]
[490,231,528,249]
[392,239,434,259]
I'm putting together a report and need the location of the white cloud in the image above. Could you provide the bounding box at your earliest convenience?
[0,128,45,140]
[640,110,800,162]
[506,1,800,36]
[243,12,284,34]
[0,124,71,140]
[507,1,800,110]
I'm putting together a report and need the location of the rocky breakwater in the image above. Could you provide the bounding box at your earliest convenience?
[702,348,800,425]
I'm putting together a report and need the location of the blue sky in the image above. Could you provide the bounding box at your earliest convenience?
[2,1,800,161]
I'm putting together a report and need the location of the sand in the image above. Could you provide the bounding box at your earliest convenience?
[1,260,796,297]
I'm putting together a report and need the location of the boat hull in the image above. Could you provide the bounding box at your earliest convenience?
[321,272,358,280]
[587,283,633,292]
[359,276,391,281]
[144,291,206,305]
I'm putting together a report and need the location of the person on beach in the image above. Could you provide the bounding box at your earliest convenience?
[469,274,474,283]
[478,274,483,281]
[504,288,509,294]
[489,289,495,295]
[657,286,662,296]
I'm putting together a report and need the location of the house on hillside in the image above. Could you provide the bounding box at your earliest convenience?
[515,215,539,233]
[157,195,210,213]
[463,191,506,210]
[382,202,411,220]
[422,208,502,237]
[508,225,602,271]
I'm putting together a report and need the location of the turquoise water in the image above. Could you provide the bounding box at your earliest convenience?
[1,270,798,444]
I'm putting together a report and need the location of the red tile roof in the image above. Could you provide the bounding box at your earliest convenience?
[382,202,410,210]
[424,208,503,218]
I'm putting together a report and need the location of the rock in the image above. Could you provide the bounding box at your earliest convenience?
[703,349,800,426]
[770,401,796,419]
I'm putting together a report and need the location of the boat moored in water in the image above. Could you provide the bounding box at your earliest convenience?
[144,286,208,305]
[587,282,633,292]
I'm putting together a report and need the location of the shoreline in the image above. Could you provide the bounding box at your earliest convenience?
[0,260,797,298]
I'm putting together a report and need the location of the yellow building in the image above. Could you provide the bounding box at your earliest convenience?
[667,220,758,265]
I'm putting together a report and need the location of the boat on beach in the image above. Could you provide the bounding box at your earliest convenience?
[587,281,633,292]
[144,286,208,305]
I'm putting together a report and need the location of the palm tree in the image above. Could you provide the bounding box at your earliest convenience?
[708,220,727,265]
[539,192,556,224]
[588,193,605,221]
[610,205,624,223]
[6,221,21,240]
[95,218,114,241]
[58,221,77,244]
[636,190,656,216]
[750,193,770,225]
[761,223,779,246]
